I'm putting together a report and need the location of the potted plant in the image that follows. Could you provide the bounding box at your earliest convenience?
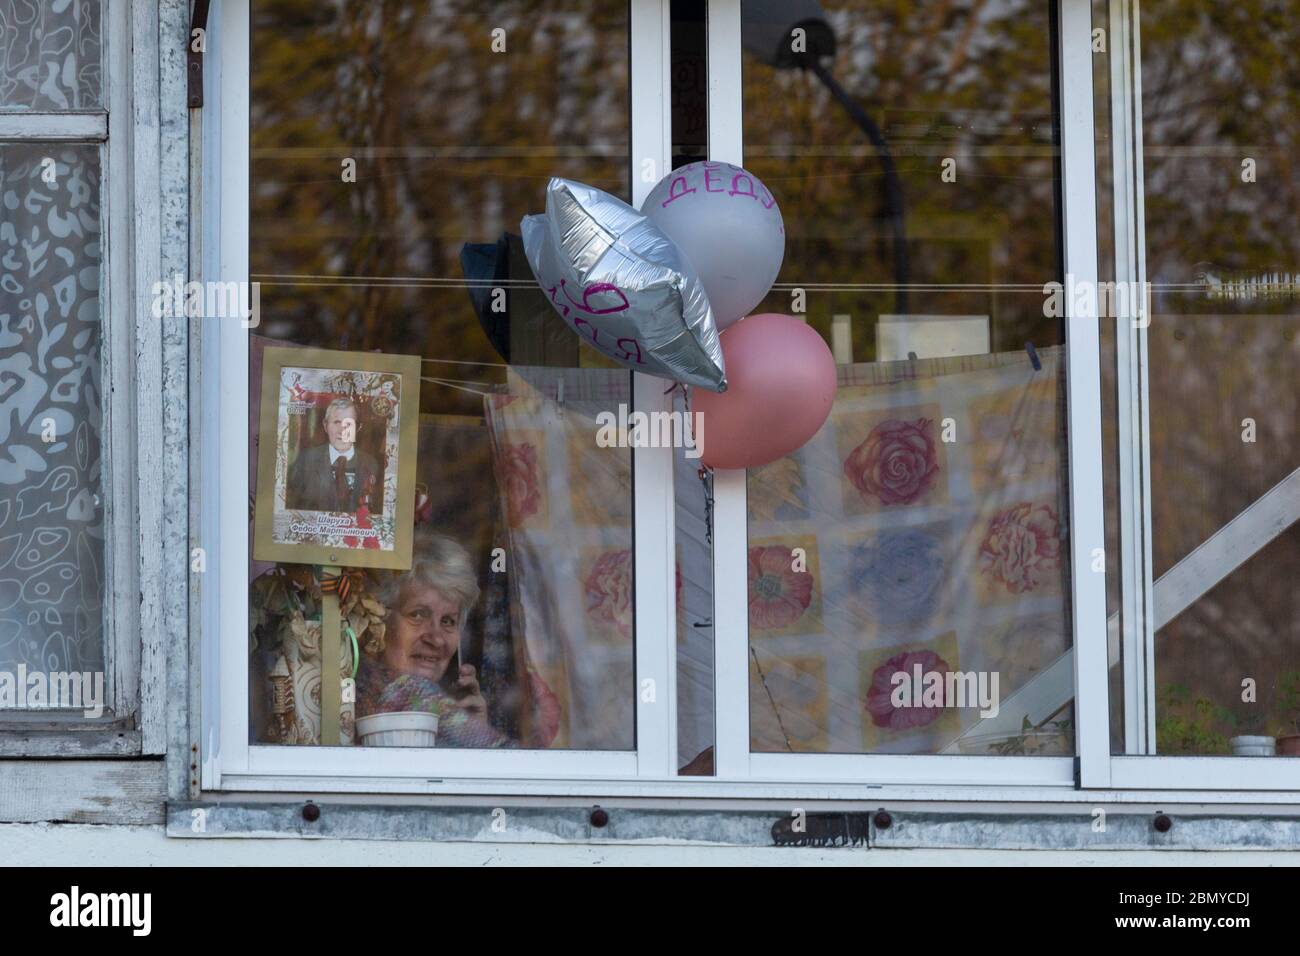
[957,715,1073,756]
[1154,684,1231,755]
[1227,707,1275,756]
[1275,671,1300,757]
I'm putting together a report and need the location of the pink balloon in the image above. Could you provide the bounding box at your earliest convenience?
[693,314,837,470]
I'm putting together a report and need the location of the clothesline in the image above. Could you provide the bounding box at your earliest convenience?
[419,376,494,397]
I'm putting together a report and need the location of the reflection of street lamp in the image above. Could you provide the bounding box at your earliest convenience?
[742,0,910,314]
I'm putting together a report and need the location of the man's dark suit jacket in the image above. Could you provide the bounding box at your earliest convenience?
[286,443,381,513]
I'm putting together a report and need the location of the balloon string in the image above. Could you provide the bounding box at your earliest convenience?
[698,465,713,549]
[684,384,714,547]
[751,645,795,753]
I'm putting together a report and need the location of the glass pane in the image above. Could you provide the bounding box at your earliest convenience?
[741,0,1073,755]
[0,1,103,110]
[1090,0,1130,755]
[0,144,105,684]
[1136,2,1300,756]
[247,1,634,749]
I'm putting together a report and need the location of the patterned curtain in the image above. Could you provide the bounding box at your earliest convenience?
[486,367,636,750]
[747,347,1072,754]
[0,0,102,110]
[0,144,105,674]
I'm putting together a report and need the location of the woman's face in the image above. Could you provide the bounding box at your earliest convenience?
[382,584,461,681]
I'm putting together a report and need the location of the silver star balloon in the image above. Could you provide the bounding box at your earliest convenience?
[521,178,727,392]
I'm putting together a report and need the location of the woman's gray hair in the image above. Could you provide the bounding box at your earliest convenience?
[374,531,481,629]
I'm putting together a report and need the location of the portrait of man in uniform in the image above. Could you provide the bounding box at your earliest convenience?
[253,346,420,570]
[286,397,381,514]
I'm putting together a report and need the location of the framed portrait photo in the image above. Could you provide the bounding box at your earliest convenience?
[253,346,421,570]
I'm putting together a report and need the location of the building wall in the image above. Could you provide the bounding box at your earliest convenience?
[5,824,1300,866]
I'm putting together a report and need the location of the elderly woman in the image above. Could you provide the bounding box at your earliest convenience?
[356,532,509,748]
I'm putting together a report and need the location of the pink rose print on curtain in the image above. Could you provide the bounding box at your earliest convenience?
[748,545,814,631]
[585,548,633,638]
[865,649,951,730]
[526,669,562,748]
[500,442,542,525]
[979,502,1063,594]
[843,418,939,506]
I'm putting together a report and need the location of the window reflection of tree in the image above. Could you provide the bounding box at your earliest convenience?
[250,1,631,416]
[1138,2,1300,752]
[247,2,637,750]
[742,0,1061,360]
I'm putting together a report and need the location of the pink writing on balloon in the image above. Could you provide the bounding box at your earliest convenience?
[571,315,647,366]
[616,337,644,365]
[728,173,757,200]
[572,315,600,344]
[545,282,568,317]
[561,279,631,316]
[660,175,697,207]
[548,278,632,319]
[659,165,777,209]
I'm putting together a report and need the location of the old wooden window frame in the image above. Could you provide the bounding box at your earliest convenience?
[0,0,166,757]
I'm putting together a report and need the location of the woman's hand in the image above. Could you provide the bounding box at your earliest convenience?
[452,664,488,719]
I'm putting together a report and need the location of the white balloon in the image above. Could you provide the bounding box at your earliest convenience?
[641,162,784,330]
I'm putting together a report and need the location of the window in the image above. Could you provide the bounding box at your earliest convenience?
[739,0,1072,763]
[202,0,1297,801]
[1098,0,1300,789]
[207,0,684,789]
[0,0,148,750]
[246,0,639,756]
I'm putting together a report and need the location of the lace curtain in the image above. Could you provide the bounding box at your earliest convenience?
[0,0,102,110]
[0,144,105,673]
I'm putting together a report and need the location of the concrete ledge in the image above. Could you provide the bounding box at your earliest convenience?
[16,822,1300,865]
[166,801,1300,850]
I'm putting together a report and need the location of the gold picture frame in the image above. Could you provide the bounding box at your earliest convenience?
[253,346,421,570]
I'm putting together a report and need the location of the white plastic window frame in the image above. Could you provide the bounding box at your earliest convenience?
[0,0,153,755]
[199,0,1300,802]
[201,0,682,793]
[1103,0,1300,792]
[707,0,1113,789]
[202,0,1114,798]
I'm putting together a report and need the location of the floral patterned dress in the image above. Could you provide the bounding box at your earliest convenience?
[356,661,510,748]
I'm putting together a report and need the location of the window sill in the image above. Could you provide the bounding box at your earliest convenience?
[165,800,1300,850]
[0,726,141,757]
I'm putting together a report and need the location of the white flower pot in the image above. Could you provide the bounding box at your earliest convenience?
[1229,735,1275,757]
[356,711,438,748]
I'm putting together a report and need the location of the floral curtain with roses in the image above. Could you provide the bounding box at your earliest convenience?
[747,346,1073,755]
[486,366,637,751]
